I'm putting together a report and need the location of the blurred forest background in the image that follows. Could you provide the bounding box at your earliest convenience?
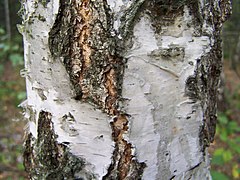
[0,1,239,180]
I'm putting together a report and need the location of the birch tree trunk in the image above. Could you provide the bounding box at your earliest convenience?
[19,0,231,179]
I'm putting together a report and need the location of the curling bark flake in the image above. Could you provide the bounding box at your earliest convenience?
[20,0,231,179]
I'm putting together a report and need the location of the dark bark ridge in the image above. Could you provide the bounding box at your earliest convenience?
[23,111,96,179]
[49,0,123,115]
[197,0,232,150]
[183,0,232,150]
[49,0,146,179]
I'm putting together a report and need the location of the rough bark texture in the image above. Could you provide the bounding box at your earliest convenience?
[49,0,123,114]
[20,0,231,179]
[23,111,95,179]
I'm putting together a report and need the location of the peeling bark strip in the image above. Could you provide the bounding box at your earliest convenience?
[23,111,96,179]
[49,0,146,179]
[49,0,123,115]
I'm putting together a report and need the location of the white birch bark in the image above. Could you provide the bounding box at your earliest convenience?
[19,0,231,179]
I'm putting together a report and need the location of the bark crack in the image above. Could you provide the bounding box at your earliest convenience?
[103,114,146,180]
[48,0,146,178]
[49,0,124,113]
[23,111,96,179]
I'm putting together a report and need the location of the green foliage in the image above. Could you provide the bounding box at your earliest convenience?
[0,128,27,179]
[0,27,24,71]
[212,148,233,165]
[211,171,230,180]
[0,26,26,178]
[0,136,25,173]
[0,26,25,106]
[216,113,240,153]
[211,112,240,179]
[0,81,26,106]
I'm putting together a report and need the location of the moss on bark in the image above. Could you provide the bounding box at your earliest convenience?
[23,111,96,179]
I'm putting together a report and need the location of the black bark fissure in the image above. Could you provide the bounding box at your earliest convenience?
[23,111,96,179]
[103,115,146,180]
[49,0,123,115]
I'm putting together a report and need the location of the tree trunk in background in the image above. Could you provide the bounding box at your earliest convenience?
[19,0,231,179]
[233,33,240,78]
[4,0,11,40]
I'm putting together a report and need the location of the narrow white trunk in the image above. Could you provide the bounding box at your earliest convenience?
[20,0,231,179]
